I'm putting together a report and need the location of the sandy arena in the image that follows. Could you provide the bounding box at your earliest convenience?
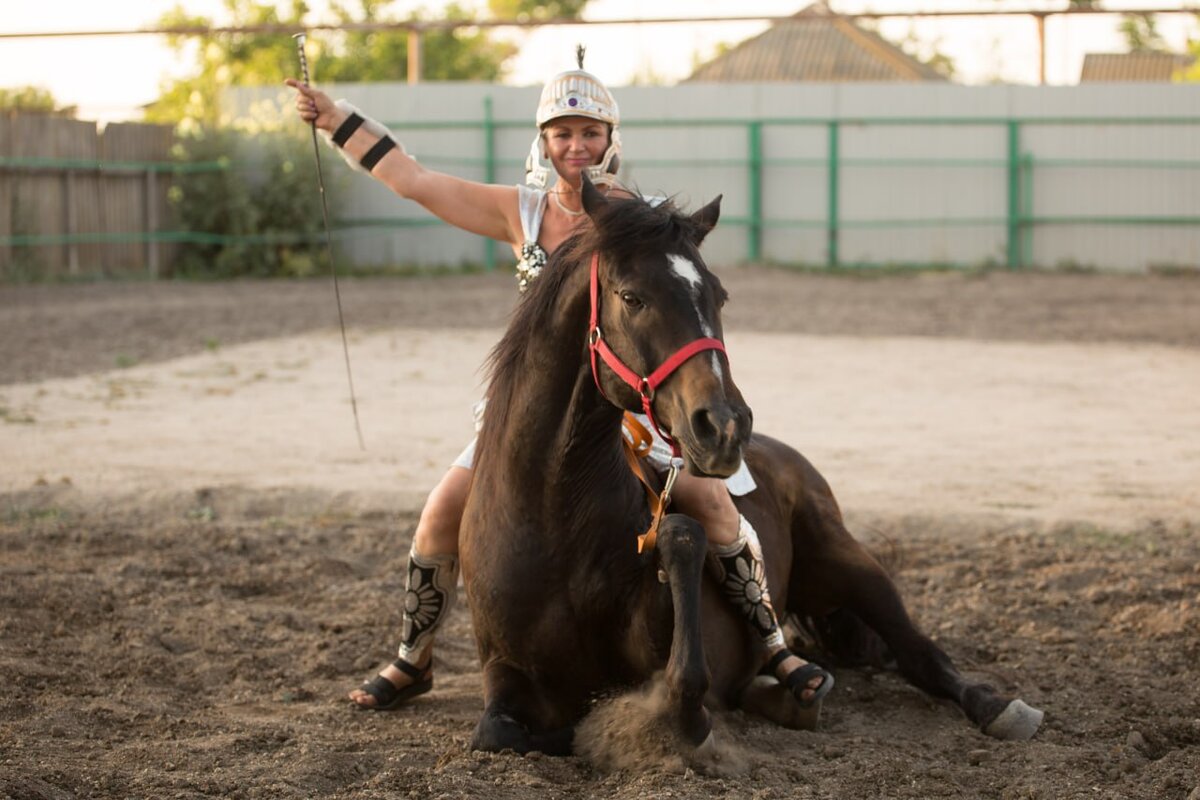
[1,267,1199,799]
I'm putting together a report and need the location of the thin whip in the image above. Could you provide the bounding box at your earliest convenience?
[293,32,366,450]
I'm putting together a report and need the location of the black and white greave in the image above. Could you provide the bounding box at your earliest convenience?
[397,545,459,668]
[711,517,787,649]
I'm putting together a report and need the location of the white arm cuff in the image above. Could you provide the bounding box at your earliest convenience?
[319,99,410,175]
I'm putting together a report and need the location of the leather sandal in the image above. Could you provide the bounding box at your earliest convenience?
[354,658,432,711]
[765,650,834,709]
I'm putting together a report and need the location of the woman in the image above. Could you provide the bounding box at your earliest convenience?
[285,55,832,714]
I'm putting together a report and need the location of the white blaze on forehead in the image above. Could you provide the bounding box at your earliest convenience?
[667,253,723,380]
[668,253,704,294]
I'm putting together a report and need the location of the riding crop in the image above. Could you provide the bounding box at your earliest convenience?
[293,31,366,450]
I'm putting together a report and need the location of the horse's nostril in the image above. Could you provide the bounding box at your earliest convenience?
[690,408,719,442]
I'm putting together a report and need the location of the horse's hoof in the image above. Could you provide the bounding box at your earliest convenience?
[983,699,1044,741]
[680,705,713,748]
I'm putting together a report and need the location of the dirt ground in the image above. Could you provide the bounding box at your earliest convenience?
[2,266,1199,799]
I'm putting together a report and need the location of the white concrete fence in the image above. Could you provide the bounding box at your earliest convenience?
[231,82,1200,272]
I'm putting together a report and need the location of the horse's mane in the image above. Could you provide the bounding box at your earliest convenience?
[476,194,713,466]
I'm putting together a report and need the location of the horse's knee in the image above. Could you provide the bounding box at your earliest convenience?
[656,514,707,568]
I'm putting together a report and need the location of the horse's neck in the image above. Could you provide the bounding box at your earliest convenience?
[479,281,640,532]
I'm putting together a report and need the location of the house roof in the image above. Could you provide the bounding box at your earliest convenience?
[685,1,946,83]
[1080,52,1193,82]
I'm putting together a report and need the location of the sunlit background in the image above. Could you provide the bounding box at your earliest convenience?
[2,1,1198,122]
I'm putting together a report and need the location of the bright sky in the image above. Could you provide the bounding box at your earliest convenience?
[1,1,1197,121]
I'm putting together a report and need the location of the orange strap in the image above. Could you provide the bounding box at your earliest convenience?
[621,413,670,553]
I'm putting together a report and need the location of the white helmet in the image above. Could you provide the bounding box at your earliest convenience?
[526,46,622,189]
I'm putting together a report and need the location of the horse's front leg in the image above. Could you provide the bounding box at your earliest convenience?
[471,661,574,756]
[655,513,714,748]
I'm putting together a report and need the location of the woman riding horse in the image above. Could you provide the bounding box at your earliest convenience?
[285,52,832,713]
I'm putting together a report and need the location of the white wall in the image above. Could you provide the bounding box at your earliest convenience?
[230,82,1200,272]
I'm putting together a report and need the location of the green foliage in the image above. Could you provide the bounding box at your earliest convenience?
[1118,14,1167,53]
[318,1,516,83]
[167,128,325,278]
[892,26,957,80]
[487,0,588,23]
[145,0,582,125]
[1184,37,1200,82]
[0,86,73,115]
[146,1,310,126]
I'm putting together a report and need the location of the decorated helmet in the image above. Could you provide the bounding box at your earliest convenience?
[526,46,622,189]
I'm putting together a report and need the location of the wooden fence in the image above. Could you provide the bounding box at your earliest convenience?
[0,112,176,279]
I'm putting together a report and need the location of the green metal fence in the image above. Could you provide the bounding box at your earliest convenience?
[3,106,1199,275]
[381,109,1200,271]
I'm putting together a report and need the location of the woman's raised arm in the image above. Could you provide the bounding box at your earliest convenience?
[285,79,519,246]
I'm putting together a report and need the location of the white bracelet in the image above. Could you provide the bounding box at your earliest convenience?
[318,100,411,175]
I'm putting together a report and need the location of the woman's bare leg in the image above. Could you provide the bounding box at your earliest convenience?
[349,466,470,708]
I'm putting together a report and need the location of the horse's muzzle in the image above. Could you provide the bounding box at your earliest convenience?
[680,400,752,478]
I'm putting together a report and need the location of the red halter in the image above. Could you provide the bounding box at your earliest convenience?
[587,251,727,458]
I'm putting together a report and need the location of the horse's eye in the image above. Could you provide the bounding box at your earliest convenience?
[619,290,643,310]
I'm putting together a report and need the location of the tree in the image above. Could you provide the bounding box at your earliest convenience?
[1118,14,1167,53]
[1182,18,1200,82]
[145,0,310,126]
[487,0,588,22]
[0,86,74,116]
[894,24,957,80]
[146,0,591,126]
[318,1,517,83]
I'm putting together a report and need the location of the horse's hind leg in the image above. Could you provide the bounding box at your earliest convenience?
[656,514,714,748]
[802,527,1043,741]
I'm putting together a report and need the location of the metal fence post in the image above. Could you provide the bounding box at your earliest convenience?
[145,169,159,278]
[63,168,79,276]
[828,120,841,268]
[747,121,762,263]
[483,95,496,272]
[1021,153,1035,268]
[1006,120,1022,270]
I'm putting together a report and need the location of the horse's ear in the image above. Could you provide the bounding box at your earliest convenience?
[580,173,609,216]
[691,195,722,245]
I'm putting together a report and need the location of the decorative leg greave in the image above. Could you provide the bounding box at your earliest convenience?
[397,545,459,667]
[711,515,786,649]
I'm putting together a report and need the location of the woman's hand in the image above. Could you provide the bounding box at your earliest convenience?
[284,78,344,133]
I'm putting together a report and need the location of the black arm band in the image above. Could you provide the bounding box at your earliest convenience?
[331,113,364,147]
[360,137,397,172]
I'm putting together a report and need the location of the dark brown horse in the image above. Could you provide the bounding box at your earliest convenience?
[458,179,1043,756]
